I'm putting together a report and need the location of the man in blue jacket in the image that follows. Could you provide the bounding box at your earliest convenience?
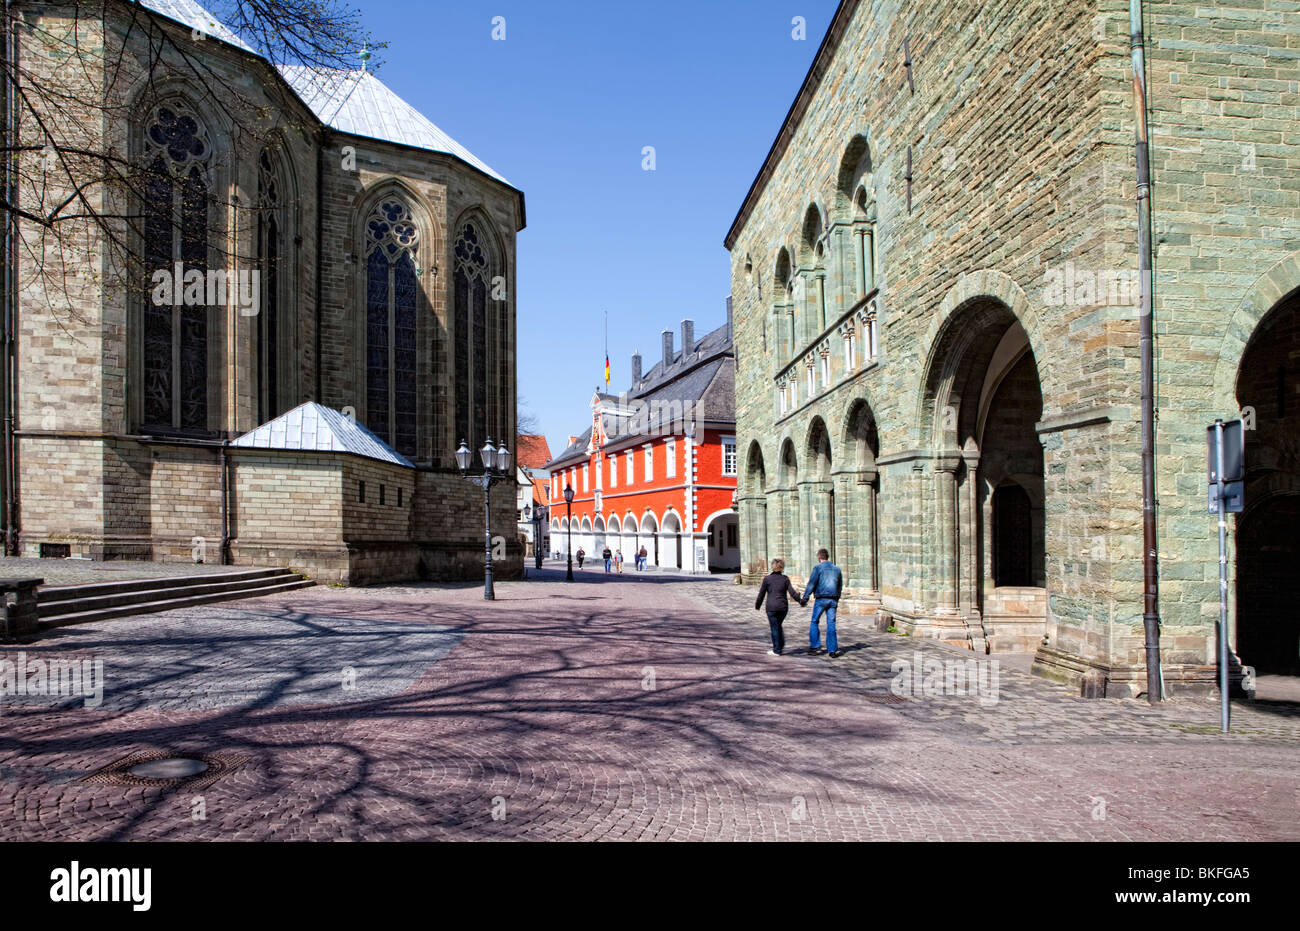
[801,548,843,657]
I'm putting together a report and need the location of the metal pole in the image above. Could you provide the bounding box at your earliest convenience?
[1215,420,1229,732]
[483,476,495,601]
[566,500,574,582]
[1130,0,1162,703]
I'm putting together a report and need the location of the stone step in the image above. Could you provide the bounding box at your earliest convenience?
[38,567,291,605]
[37,578,316,630]
[38,569,303,619]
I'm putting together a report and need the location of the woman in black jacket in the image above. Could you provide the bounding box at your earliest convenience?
[754,558,802,656]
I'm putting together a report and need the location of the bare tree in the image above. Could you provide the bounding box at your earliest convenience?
[0,0,383,323]
[517,393,541,436]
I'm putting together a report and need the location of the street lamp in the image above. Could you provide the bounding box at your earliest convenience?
[563,484,575,582]
[523,503,546,571]
[456,436,511,600]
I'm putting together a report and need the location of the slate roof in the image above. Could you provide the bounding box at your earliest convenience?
[278,67,510,185]
[231,402,414,468]
[138,1,511,187]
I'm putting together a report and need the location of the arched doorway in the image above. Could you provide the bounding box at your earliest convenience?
[839,399,881,604]
[1235,287,1300,675]
[803,418,834,572]
[640,512,659,567]
[919,298,1046,652]
[661,510,682,570]
[742,441,769,579]
[705,510,741,572]
[777,438,800,578]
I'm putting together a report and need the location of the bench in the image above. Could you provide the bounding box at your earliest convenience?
[0,578,44,642]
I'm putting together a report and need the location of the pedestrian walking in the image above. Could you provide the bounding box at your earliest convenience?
[754,558,801,656]
[577,547,585,569]
[801,548,844,657]
[602,545,613,573]
[638,545,648,570]
[615,548,624,573]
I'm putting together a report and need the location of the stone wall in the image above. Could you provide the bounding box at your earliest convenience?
[728,0,1300,697]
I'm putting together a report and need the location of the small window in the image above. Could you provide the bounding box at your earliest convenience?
[727,523,738,548]
[722,438,737,477]
[359,480,366,503]
[610,455,617,488]
[380,484,386,506]
[666,440,676,478]
[626,451,635,486]
[644,445,653,482]
[583,465,589,492]
[398,487,403,507]
[40,542,71,559]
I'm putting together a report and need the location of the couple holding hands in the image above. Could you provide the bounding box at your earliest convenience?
[754,548,843,657]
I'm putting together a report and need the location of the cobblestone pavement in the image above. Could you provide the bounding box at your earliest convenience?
[1,567,1296,841]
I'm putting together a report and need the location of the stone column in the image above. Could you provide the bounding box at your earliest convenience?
[863,228,875,293]
[815,273,827,332]
[854,229,867,300]
[934,458,961,615]
[755,496,768,576]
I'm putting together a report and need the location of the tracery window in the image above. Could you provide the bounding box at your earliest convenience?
[454,221,496,450]
[365,199,419,457]
[256,149,281,424]
[141,105,212,433]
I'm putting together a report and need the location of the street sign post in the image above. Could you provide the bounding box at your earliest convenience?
[1207,419,1244,733]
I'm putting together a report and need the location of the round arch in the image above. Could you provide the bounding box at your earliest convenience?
[804,416,833,481]
[1213,251,1300,412]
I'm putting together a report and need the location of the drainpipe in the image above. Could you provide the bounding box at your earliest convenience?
[219,439,230,565]
[1130,0,1162,703]
[2,0,17,557]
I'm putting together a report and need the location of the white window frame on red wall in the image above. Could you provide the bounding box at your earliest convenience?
[643,443,653,482]
[722,435,737,477]
[666,439,676,478]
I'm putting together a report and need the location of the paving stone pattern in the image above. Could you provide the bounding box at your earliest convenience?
[0,568,1295,841]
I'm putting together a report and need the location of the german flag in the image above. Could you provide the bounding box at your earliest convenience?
[604,354,610,387]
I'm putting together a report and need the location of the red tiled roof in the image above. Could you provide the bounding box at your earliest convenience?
[516,434,553,469]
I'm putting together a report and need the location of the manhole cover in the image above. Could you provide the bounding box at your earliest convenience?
[81,750,247,789]
[128,757,209,780]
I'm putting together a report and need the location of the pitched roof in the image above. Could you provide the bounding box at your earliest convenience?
[278,66,510,185]
[515,434,553,469]
[231,402,414,468]
[139,0,254,51]
[136,1,514,192]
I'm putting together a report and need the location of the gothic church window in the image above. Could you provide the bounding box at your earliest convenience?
[454,220,502,451]
[365,199,420,457]
[257,149,282,425]
[141,104,212,433]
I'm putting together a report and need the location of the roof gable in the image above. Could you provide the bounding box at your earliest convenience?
[231,402,414,468]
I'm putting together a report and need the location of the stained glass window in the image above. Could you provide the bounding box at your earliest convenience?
[454,221,495,452]
[141,105,211,433]
[257,149,281,424]
[365,199,420,457]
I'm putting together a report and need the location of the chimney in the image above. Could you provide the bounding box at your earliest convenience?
[661,329,674,369]
[681,319,695,356]
[631,350,642,384]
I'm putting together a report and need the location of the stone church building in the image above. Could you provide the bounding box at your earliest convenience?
[5,0,524,583]
[728,0,1300,695]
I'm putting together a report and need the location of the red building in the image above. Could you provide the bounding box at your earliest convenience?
[546,318,738,572]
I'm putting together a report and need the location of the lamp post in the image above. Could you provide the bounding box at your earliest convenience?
[523,503,546,571]
[563,484,575,582]
[456,437,512,601]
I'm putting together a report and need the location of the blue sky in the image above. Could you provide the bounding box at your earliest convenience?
[359,1,840,459]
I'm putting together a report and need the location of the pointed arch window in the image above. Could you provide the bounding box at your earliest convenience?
[454,221,494,451]
[141,104,212,433]
[256,149,282,424]
[365,199,419,457]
